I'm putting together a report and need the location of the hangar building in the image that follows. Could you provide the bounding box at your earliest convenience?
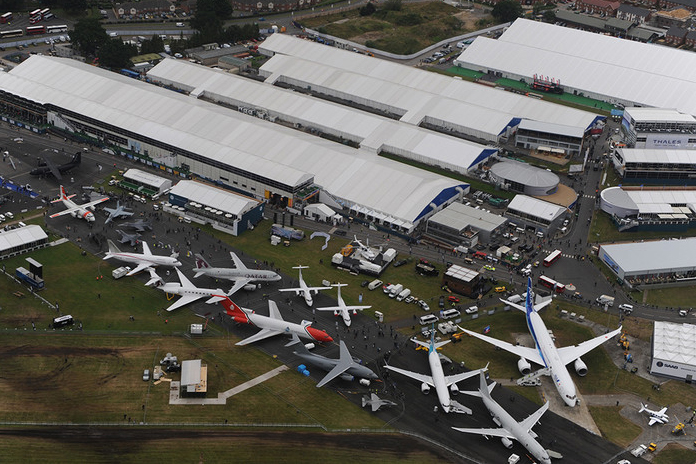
[611,147,696,184]
[454,18,696,117]
[146,58,496,175]
[489,161,560,196]
[504,195,567,234]
[168,180,265,236]
[0,55,472,234]
[0,225,49,259]
[425,202,508,247]
[258,34,601,147]
[598,237,696,283]
[651,321,696,382]
[600,186,696,232]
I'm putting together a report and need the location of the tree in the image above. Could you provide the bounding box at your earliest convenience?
[70,18,109,56]
[141,35,164,54]
[491,0,523,23]
[359,2,376,16]
[383,0,402,11]
[543,9,556,23]
[97,39,137,69]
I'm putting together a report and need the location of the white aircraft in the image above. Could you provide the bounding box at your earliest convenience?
[103,239,182,278]
[453,371,553,464]
[49,185,109,222]
[192,252,281,295]
[315,283,371,327]
[279,265,331,307]
[385,330,488,414]
[155,268,228,312]
[639,403,669,426]
[460,277,622,407]
[216,296,333,346]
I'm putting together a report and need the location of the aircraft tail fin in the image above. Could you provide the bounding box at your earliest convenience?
[525,276,535,315]
[218,295,246,319]
[479,370,496,399]
[52,185,69,203]
[639,403,647,414]
[194,253,211,270]
[73,152,81,164]
[106,239,121,256]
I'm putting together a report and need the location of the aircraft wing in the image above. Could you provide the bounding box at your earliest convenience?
[228,278,251,296]
[236,328,280,346]
[384,365,434,387]
[306,286,332,294]
[519,401,549,433]
[126,262,153,276]
[658,407,668,416]
[344,305,371,311]
[444,366,487,388]
[165,294,201,312]
[452,426,515,440]
[557,326,622,365]
[316,342,355,388]
[44,157,62,180]
[278,287,303,294]
[460,328,545,366]
[229,252,247,270]
[81,196,110,209]
[49,207,79,218]
[647,417,659,426]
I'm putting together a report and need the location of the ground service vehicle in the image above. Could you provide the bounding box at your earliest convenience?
[596,295,615,306]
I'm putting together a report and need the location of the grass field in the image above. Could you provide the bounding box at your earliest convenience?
[589,406,642,447]
[299,3,487,54]
[653,443,696,464]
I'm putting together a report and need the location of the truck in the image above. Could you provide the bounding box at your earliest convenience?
[389,284,404,299]
[112,266,130,279]
[630,444,647,457]
[596,295,615,307]
[396,288,411,302]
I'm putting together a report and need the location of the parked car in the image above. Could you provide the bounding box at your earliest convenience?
[143,369,150,381]
[447,295,460,303]
[438,295,445,309]
[483,264,495,271]
[465,306,478,314]
[393,259,408,267]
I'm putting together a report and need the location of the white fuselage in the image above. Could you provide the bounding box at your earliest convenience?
[482,393,552,464]
[527,310,578,407]
[245,310,315,341]
[158,283,219,298]
[297,280,315,306]
[336,294,352,326]
[108,251,181,269]
[197,267,281,282]
[63,199,95,222]
[428,348,452,413]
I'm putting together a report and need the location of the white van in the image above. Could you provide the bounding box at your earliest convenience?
[389,284,404,298]
[442,308,461,320]
[396,288,411,302]
[419,314,439,325]
[596,295,615,306]
[367,279,383,291]
[618,303,633,314]
[4,211,13,219]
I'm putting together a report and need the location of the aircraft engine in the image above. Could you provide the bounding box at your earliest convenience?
[243,283,259,291]
[334,310,339,317]
[501,437,514,449]
[421,383,431,394]
[450,383,459,395]
[574,357,588,377]
[339,373,355,382]
[352,310,357,315]
[517,357,532,375]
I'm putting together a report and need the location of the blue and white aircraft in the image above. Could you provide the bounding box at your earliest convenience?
[385,328,487,414]
[460,277,621,407]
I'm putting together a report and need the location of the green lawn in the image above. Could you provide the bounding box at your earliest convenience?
[589,406,642,447]
[654,443,696,464]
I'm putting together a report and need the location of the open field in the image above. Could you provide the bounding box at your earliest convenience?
[0,429,450,464]
[653,443,696,464]
[589,406,642,447]
[299,3,491,54]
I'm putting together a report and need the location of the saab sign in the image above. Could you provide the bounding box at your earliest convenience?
[645,134,694,149]
[651,359,696,379]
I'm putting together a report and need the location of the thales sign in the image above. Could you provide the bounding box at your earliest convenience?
[646,134,692,149]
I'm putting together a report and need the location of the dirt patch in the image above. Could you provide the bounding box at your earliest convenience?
[453,9,488,30]
[352,30,390,45]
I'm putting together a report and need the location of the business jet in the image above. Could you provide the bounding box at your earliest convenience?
[315,283,370,327]
[155,268,228,312]
[49,185,108,223]
[279,265,331,307]
[459,277,621,407]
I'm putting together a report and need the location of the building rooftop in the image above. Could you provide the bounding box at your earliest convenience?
[600,237,696,274]
[429,202,507,232]
[170,180,260,216]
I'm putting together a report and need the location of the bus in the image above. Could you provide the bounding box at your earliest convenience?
[40,8,53,20]
[0,29,22,38]
[46,24,68,34]
[52,315,74,328]
[0,12,12,23]
[543,249,562,267]
[26,25,45,35]
[28,8,41,23]
[538,275,565,293]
